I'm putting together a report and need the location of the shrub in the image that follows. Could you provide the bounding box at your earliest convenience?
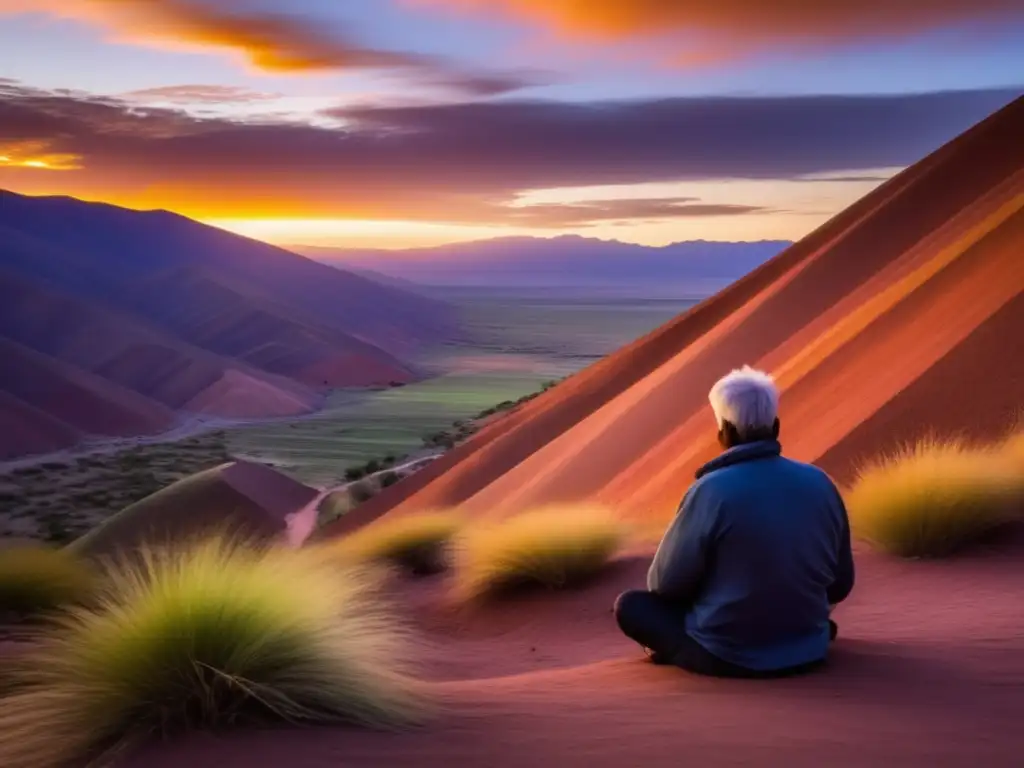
[317,491,352,525]
[380,471,401,488]
[364,459,381,475]
[454,505,625,601]
[344,466,366,482]
[0,536,426,768]
[845,438,1024,558]
[0,544,96,618]
[349,480,377,505]
[422,431,452,448]
[330,512,462,575]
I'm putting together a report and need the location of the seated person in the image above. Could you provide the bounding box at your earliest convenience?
[615,365,855,678]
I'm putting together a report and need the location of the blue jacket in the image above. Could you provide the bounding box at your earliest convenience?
[647,439,855,671]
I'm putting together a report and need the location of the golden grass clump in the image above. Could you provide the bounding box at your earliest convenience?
[330,511,462,575]
[845,438,1024,558]
[455,504,625,600]
[0,543,96,618]
[0,535,426,768]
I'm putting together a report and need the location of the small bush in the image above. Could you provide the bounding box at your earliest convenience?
[380,471,401,488]
[349,480,378,505]
[0,544,96,618]
[344,466,366,482]
[364,459,381,475]
[0,536,426,768]
[317,491,352,525]
[455,505,625,601]
[845,438,1024,558]
[331,512,462,575]
[422,431,453,448]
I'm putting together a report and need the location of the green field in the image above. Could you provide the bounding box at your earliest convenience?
[226,372,552,487]
[443,294,694,365]
[224,294,695,487]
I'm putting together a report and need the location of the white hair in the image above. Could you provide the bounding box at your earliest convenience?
[708,365,779,436]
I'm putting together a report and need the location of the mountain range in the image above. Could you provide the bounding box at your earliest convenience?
[0,190,457,460]
[293,237,791,298]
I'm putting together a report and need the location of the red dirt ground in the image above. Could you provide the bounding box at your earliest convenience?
[127,533,1024,767]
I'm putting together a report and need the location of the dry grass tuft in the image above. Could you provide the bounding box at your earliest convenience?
[454,504,625,601]
[0,535,427,768]
[329,512,462,575]
[0,544,96,619]
[845,438,1024,558]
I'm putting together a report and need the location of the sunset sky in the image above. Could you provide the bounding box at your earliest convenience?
[0,1,1021,249]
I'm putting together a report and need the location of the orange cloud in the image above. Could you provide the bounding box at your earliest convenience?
[0,0,411,72]
[0,0,536,94]
[425,0,1024,60]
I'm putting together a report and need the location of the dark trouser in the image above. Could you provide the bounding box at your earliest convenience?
[614,590,833,679]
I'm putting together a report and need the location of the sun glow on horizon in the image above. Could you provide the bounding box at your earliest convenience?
[204,217,542,250]
[202,171,897,250]
[0,142,82,171]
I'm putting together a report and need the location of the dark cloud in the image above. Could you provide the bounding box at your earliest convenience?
[0,80,1019,222]
[806,174,896,183]
[329,89,1020,185]
[409,69,557,98]
[506,199,768,227]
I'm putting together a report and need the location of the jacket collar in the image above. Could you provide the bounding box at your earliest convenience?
[695,439,782,479]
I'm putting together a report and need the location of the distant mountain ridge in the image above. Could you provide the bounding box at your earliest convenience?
[0,190,458,459]
[294,236,792,297]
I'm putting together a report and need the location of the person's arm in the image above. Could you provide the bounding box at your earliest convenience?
[826,487,855,606]
[646,483,717,604]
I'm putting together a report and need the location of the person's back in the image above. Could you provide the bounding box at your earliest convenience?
[679,447,851,671]
[614,365,855,678]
